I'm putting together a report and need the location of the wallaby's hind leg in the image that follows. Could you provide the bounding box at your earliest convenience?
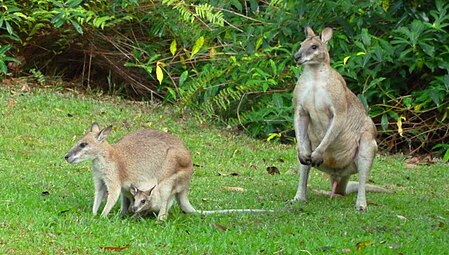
[156,182,175,221]
[354,131,377,212]
[176,189,196,214]
[293,163,311,202]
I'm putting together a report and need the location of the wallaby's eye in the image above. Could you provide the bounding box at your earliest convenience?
[140,200,146,205]
[79,142,88,148]
[311,45,318,50]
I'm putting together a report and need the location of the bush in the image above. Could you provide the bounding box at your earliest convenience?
[1,0,448,157]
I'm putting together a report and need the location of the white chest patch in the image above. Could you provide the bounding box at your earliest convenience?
[296,68,334,142]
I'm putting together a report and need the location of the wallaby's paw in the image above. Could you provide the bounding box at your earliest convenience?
[298,152,311,165]
[310,151,323,166]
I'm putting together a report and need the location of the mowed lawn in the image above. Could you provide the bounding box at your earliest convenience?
[0,84,448,254]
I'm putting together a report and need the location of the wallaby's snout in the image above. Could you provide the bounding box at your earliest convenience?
[64,152,74,163]
[294,52,303,64]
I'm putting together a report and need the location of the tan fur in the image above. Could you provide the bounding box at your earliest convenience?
[292,27,385,211]
[64,122,195,218]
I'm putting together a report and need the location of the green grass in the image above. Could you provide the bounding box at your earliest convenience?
[1,84,448,254]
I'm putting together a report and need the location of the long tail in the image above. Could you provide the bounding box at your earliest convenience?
[199,209,276,215]
[345,181,392,194]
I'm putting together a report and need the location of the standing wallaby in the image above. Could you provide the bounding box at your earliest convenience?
[129,184,275,218]
[64,122,196,218]
[292,27,387,212]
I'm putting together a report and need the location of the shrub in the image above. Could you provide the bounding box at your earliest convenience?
[1,0,448,158]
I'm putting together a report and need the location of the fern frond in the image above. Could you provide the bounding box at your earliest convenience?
[161,0,224,26]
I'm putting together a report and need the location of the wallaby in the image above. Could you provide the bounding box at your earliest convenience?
[64,122,196,218]
[129,184,275,218]
[292,27,389,212]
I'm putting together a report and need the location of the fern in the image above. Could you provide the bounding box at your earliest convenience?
[178,64,224,112]
[161,0,224,26]
[195,4,224,26]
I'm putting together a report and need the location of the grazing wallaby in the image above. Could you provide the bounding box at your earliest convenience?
[292,27,388,211]
[129,185,275,218]
[64,122,196,217]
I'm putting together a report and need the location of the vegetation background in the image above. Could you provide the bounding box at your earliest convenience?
[1,0,449,253]
[1,0,448,158]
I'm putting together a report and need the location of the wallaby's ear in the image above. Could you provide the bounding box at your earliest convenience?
[96,125,112,142]
[144,185,156,196]
[305,26,316,38]
[130,185,138,196]
[321,27,333,44]
[91,122,100,132]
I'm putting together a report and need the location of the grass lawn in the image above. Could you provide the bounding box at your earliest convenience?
[0,83,448,254]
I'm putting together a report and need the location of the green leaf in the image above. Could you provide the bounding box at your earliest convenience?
[179,70,188,86]
[231,0,242,12]
[357,94,369,112]
[51,12,66,28]
[166,87,177,100]
[191,36,204,58]
[255,37,263,51]
[0,44,12,54]
[70,19,83,34]
[156,63,164,84]
[381,114,389,131]
[361,28,371,46]
[429,90,440,106]
[0,62,7,74]
[444,148,449,162]
[52,1,64,8]
[5,21,13,35]
[145,65,152,74]
[262,83,269,92]
[170,39,177,56]
[67,0,82,8]
[266,133,281,142]
[272,93,283,108]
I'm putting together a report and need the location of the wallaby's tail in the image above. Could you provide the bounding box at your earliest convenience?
[345,181,392,194]
[199,209,276,215]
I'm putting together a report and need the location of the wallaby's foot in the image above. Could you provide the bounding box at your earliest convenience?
[356,204,367,212]
[120,210,130,218]
[356,200,367,212]
[290,196,307,204]
[157,214,168,221]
